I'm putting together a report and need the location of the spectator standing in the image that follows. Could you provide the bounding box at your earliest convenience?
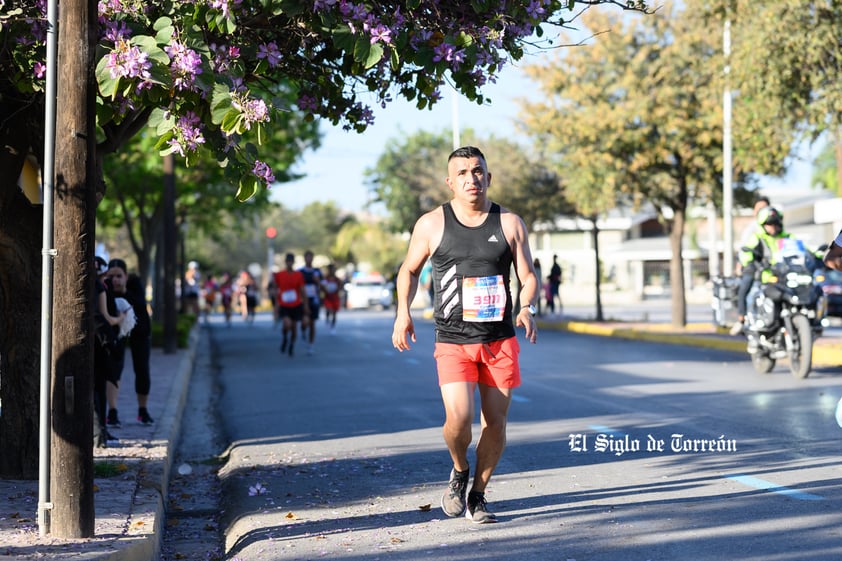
[104,259,135,430]
[118,263,155,425]
[93,255,124,447]
[548,254,562,315]
[182,261,201,315]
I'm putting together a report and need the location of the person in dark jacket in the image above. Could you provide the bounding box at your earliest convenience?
[126,271,154,424]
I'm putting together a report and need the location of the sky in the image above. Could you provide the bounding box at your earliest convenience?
[271,65,535,214]
[271,46,820,215]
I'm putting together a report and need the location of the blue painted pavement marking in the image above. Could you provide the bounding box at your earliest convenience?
[727,474,824,501]
[511,394,530,403]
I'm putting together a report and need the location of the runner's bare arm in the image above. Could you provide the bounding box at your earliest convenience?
[502,210,538,343]
[392,210,442,351]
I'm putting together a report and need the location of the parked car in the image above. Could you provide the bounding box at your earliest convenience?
[814,266,842,317]
[344,274,394,310]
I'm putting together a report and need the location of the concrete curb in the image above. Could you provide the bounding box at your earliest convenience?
[110,326,200,561]
[538,318,842,367]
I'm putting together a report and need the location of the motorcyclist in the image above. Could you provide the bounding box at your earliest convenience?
[731,206,796,334]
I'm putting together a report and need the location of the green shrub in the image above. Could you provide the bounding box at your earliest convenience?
[150,314,196,348]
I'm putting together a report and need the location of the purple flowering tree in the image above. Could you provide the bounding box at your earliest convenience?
[0,0,648,480]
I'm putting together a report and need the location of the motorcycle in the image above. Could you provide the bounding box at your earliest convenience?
[743,238,826,379]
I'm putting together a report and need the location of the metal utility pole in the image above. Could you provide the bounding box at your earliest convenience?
[722,18,735,277]
[38,0,58,537]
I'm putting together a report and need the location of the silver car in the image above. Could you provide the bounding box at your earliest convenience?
[344,275,394,310]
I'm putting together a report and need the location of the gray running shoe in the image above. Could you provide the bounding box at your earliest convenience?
[441,468,469,517]
[465,492,497,524]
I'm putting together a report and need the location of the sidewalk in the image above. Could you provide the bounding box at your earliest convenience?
[0,314,839,561]
[0,328,198,561]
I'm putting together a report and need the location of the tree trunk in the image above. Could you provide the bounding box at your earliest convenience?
[669,206,688,328]
[49,0,97,537]
[163,154,178,353]
[0,106,44,480]
[833,129,842,198]
[591,217,604,322]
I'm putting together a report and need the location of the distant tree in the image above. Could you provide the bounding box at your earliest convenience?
[519,2,736,327]
[728,0,842,189]
[811,142,839,196]
[365,130,454,233]
[366,130,569,233]
[332,220,407,275]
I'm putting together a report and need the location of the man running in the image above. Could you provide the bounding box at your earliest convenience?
[391,146,539,524]
[273,253,310,357]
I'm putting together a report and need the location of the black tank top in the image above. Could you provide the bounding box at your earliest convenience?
[431,202,515,344]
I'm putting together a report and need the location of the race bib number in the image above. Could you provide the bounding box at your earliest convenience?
[305,284,318,298]
[323,281,338,294]
[462,275,506,322]
[280,289,298,303]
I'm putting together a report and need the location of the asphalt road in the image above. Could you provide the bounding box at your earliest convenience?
[197,310,842,561]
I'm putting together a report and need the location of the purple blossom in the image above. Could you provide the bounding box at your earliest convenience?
[233,94,270,130]
[313,0,337,10]
[297,94,319,113]
[106,41,152,82]
[168,111,205,157]
[433,43,464,67]
[209,0,242,19]
[104,21,132,43]
[368,24,391,45]
[526,0,547,19]
[210,43,240,73]
[248,482,268,496]
[252,161,275,186]
[354,102,375,127]
[338,0,367,21]
[165,41,203,91]
[33,61,46,79]
[256,42,282,68]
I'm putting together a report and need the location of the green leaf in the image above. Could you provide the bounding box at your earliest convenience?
[333,26,356,53]
[354,37,383,69]
[95,56,120,100]
[236,175,258,202]
[210,83,233,125]
[155,112,175,136]
[221,111,242,135]
[154,22,175,45]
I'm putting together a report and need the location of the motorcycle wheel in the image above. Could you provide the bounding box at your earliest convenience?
[751,353,775,374]
[788,314,813,379]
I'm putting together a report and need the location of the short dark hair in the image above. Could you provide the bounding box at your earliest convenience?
[448,146,486,164]
[108,258,127,273]
[285,252,295,262]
